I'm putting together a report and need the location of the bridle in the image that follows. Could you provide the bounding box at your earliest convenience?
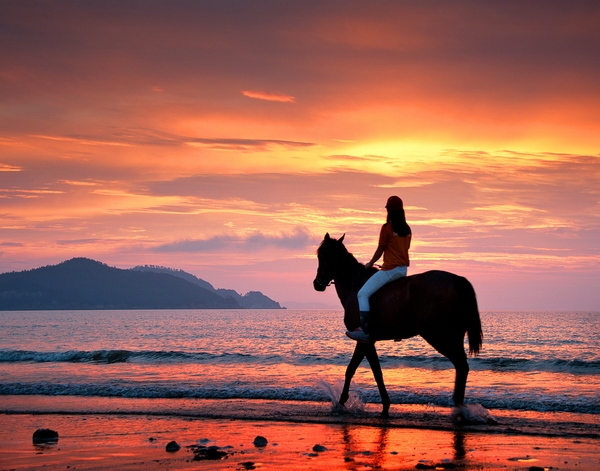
[313,276,334,290]
[313,255,335,291]
[314,260,364,291]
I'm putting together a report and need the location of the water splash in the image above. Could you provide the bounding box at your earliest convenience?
[451,403,498,424]
[316,380,364,413]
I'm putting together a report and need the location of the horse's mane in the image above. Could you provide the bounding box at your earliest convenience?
[317,235,364,271]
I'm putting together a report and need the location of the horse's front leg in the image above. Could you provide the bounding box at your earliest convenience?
[364,343,391,418]
[340,342,367,407]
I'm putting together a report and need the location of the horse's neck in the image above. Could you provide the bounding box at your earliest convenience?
[333,257,364,308]
[334,282,355,309]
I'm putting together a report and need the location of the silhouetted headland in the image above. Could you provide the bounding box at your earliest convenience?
[0,258,284,310]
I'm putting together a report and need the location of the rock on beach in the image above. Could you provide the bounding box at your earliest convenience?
[165,440,181,452]
[253,436,268,447]
[32,429,59,444]
[190,445,230,460]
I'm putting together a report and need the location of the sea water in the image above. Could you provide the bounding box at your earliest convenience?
[0,310,598,431]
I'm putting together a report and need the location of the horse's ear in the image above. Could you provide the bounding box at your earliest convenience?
[339,233,345,243]
[325,233,330,240]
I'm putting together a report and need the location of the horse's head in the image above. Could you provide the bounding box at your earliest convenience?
[313,233,345,291]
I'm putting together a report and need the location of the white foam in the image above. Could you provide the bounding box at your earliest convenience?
[451,403,498,424]
[316,379,365,413]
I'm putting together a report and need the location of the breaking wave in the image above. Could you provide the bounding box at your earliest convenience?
[1,349,598,374]
[1,381,598,415]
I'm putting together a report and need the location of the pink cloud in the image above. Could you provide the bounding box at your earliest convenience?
[154,227,317,253]
[242,90,296,103]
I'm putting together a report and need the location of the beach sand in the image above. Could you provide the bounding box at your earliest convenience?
[2,413,598,471]
[1,397,599,470]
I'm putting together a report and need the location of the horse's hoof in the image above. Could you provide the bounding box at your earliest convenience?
[380,411,390,419]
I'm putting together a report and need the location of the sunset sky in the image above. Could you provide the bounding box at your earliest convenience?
[1,1,599,310]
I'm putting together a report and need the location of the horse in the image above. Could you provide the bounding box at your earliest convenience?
[313,233,482,418]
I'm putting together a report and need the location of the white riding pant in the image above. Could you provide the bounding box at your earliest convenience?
[357,266,407,312]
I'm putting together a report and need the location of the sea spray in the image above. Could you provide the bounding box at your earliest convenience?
[316,380,364,413]
[451,403,498,424]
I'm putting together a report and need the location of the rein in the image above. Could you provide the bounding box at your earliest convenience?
[332,261,366,291]
[314,277,334,288]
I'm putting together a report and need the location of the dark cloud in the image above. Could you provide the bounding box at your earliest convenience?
[56,239,101,246]
[323,154,390,162]
[33,130,314,150]
[0,242,23,247]
[154,226,317,253]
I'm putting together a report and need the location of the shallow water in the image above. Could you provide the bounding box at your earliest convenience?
[0,310,598,428]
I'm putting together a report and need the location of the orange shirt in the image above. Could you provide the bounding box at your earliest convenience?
[379,223,411,270]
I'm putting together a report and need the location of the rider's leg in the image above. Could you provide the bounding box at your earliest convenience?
[348,271,393,341]
[357,270,389,332]
[348,267,408,342]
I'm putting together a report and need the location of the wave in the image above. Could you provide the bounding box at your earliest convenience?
[0,349,252,365]
[1,349,599,374]
[0,381,598,415]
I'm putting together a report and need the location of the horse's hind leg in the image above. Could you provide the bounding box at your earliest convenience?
[446,348,469,406]
[421,334,469,407]
[340,342,367,407]
[428,338,469,406]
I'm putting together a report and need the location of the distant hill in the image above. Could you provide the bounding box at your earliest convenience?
[131,265,283,309]
[215,288,283,309]
[0,258,283,310]
[130,265,217,291]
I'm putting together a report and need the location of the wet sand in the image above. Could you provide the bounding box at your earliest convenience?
[1,405,599,471]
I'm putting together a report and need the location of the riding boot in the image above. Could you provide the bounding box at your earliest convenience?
[359,310,370,334]
[346,311,370,342]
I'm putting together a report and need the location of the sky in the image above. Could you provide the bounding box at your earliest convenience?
[1,1,599,310]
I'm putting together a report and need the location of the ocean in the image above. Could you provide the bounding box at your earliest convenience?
[1,309,598,436]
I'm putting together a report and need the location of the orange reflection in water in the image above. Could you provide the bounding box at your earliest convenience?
[336,424,469,470]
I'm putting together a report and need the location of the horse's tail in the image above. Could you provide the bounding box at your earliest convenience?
[458,276,483,356]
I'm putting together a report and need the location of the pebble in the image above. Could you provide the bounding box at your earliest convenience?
[253,436,268,447]
[32,429,59,444]
[165,440,181,452]
[191,445,230,460]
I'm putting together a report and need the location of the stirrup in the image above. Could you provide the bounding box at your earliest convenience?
[346,328,370,343]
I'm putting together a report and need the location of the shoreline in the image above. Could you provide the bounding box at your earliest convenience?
[2,395,598,439]
[1,411,599,471]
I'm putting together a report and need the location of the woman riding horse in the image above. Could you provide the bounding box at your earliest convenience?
[314,233,482,416]
[347,195,412,343]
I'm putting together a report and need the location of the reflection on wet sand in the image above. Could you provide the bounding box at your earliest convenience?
[341,425,390,468]
[453,431,466,460]
[340,424,471,469]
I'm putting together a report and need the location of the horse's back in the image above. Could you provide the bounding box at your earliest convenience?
[371,270,479,343]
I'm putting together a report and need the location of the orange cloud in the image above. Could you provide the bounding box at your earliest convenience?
[0,163,22,172]
[242,90,296,103]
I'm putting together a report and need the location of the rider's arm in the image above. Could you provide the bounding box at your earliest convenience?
[365,244,385,269]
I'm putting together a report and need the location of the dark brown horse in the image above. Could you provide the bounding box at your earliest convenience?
[313,233,482,417]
